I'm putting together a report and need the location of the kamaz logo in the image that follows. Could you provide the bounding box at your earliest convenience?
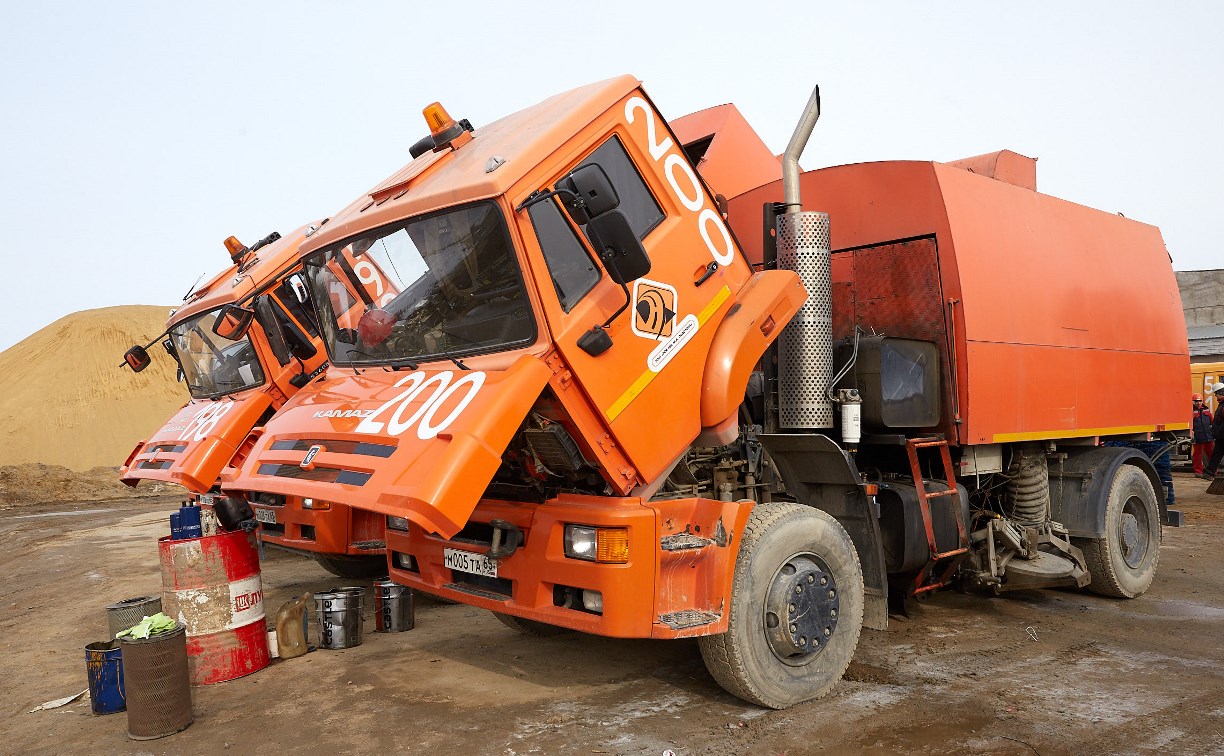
[301,445,322,468]
[313,409,374,418]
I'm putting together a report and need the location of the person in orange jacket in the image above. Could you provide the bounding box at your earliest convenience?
[1192,393,1214,477]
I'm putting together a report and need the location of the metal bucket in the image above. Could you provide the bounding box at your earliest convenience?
[315,587,365,649]
[373,580,414,632]
[120,625,193,740]
[84,640,125,714]
[106,596,162,640]
[159,530,270,685]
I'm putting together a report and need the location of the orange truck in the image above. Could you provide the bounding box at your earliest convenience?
[120,225,387,577]
[221,77,1188,708]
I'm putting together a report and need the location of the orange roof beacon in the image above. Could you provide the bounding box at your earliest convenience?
[221,78,1188,709]
[119,224,387,577]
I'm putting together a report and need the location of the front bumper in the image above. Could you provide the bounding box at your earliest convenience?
[248,497,385,556]
[385,494,752,639]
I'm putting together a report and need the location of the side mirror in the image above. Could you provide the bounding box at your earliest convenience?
[123,345,151,373]
[286,273,310,305]
[253,295,292,367]
[214,304,254,340]
[587,210,651,284]
[558,164,619,225]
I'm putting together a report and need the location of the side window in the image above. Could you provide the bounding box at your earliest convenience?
[528,200,600,311]
[577,135,664,241]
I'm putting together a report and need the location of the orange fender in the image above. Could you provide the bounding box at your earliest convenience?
[700,270,806,429]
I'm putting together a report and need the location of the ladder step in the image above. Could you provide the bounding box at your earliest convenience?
[931,547,969,561]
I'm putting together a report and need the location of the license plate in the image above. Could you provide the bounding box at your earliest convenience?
[254,507,277,524]
[199,494,217,507]
[443,547,497,578]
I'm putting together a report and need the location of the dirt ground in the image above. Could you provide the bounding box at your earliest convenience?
[2,472,1223,755]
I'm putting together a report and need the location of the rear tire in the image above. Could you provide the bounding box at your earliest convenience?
[313,554,388,579]
[1076,465,1160,598]
[492,612,568,637]
[698,503,864,709]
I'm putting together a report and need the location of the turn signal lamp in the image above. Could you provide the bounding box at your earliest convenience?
[300,497,330,511]
[563,525,629,563]
[224,235,249,264]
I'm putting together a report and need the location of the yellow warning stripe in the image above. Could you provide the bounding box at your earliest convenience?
[992,422,1189,443]
[605,285,732,423]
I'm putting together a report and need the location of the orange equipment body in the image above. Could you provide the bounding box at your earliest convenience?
[221,76,805,634]
[119,223,382,560]
[728,154,1190,446]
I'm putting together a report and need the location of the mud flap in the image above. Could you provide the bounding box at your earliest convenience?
[760,433,888,631]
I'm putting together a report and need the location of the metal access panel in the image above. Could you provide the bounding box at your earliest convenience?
[830,235,956,439]
[777,211,834,429]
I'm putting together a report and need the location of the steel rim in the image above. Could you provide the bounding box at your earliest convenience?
[762,551,839,667]
[1119,494,1150,570]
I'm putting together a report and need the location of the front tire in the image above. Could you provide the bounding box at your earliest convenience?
[1076,465,1160,598]
[699,503,864,709]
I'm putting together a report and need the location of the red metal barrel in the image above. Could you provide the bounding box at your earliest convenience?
[158,530,270,685]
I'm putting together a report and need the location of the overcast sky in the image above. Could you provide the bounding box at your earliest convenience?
[2,1,1220,352]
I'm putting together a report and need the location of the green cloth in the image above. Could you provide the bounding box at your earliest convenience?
[115,612,177,639]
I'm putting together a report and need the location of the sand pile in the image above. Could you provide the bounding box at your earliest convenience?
[0,463,184,509]
[0,305,187,472]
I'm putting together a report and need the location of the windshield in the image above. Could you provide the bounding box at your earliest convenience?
[169,309,266,399]
[305,202,535,366]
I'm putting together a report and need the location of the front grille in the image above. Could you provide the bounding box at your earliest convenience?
[137,460,173,470]
[148,443,188,454]
[269,439,395,457]
[257,464,371,486]
[449,572,512,597]
[443,581,511,601]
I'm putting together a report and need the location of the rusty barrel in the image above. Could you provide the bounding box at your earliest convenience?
[158,530,270,685]
[105,596,162,639]
[120,625,192,739]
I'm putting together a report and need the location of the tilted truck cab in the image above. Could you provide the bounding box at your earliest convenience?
[120,224,388,577]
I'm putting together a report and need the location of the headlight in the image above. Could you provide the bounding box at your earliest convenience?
[301,497,330,510]
[386,516,410,531]
[563,525,628,563]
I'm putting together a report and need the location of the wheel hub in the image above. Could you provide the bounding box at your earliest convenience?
[764,555,839,664]
[1119,494,1150,569]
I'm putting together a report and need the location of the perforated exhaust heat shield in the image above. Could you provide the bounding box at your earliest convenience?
[777,211,833,429]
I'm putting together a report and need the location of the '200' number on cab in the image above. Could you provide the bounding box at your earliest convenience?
[354,371,485,439]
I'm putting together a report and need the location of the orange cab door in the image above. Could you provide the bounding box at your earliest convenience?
[520,91,755,488]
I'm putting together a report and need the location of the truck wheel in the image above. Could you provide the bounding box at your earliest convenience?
[1077,465,1161,598]
[698,503,863,709]
[492,612,568,637]
[313,554,388,579]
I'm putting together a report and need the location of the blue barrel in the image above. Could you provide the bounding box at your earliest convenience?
[85,640,125,714]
